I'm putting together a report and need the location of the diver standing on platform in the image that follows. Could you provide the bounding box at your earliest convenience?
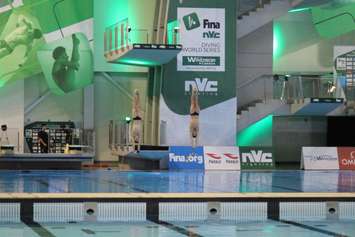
[131,89,142,152]
[190,87,200,148]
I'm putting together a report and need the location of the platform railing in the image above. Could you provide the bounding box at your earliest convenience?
[237,74,342,111]
[0,128,20,152]
[109,120,144,155]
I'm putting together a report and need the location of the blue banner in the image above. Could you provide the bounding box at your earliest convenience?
[169,146,205,169]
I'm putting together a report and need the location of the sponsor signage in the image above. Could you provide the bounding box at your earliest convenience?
[204,146,240,170]
[169,146,204,169]
[337,147,355,170]
[239,147,274,169]
[177,8,225,72]
[184,77,218,95]
[301,147,339,170]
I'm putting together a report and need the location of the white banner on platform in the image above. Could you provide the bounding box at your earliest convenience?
[301,147,339,170]
[204,146,240,170]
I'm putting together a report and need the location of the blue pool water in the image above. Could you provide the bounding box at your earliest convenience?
[0,170,354,236]
[1,220,354,237]
[0,169,353,193]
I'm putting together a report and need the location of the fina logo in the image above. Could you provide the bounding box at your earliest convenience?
[185,78,218,95]
[242,150,272,163]
[169,153,204,164]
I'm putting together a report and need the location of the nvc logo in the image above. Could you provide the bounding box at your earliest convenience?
[185,78,218,94]
[241,150,272,163]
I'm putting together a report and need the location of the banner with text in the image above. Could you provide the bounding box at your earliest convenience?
[204,146,240,170]
[239,147,274,169]
[301,147,339,170]
[337,147,355,170]
[169,146,204,170]
[160,0,236,147]
[177,8,225,72]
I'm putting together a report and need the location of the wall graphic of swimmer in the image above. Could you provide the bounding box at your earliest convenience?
[51,34,80,93]
[0,15,42,64]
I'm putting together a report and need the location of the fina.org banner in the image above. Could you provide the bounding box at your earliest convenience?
[204,146,240,170]
[169,146,205,169]
[177,8,225,72]
[301,147,339,170]
[239,147,274,169]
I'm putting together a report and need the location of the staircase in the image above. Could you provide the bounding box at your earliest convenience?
[237,99,287,132]
[237,0,291,39]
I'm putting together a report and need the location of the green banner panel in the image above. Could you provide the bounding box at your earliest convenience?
[239,147,275,169]
[22,0,93,34]
[312,2,355,38]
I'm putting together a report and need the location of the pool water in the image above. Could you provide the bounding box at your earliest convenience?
[0,169,353,193]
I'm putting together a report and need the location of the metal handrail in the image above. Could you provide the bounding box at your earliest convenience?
[237,74,341,109]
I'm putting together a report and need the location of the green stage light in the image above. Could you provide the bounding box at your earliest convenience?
[237,115,273,146]
[118,58,158,67]
[288,7,310,13]
[125,116,131,123]
[273,23,285,60]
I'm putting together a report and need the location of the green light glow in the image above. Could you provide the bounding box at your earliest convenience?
[167,20,180,44]
[125,116,131,122]
[288,7,309,13]
[273,23,284,60]
[118,58,158,67]
[237,115,273,146]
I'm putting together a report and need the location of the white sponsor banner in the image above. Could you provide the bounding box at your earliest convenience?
[204,146,240,170]
[177,8,225,72]
[301,147,339,170]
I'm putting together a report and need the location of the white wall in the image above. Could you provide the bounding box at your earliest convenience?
[24,74,84,127]
[273,12,355,74]
[237,22,273,107]
[0,80,24,152]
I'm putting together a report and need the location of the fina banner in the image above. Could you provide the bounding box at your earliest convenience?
[301,147,339,170]
[337,147,355,170]
[204,146,240,170]
[177,8,225,72]
[239,147,274,169]
[169,146,204,169]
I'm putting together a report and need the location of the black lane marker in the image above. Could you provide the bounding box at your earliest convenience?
[155,220,204,237]
[23,220,57,237]
[81,229,96,235]
[86,176,150,193]
[279,220,349,237]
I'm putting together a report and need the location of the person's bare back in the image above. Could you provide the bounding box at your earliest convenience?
[190,87,200,147]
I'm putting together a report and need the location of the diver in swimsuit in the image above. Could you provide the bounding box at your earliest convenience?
[131,89,142,152]
[190,87,200,146]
